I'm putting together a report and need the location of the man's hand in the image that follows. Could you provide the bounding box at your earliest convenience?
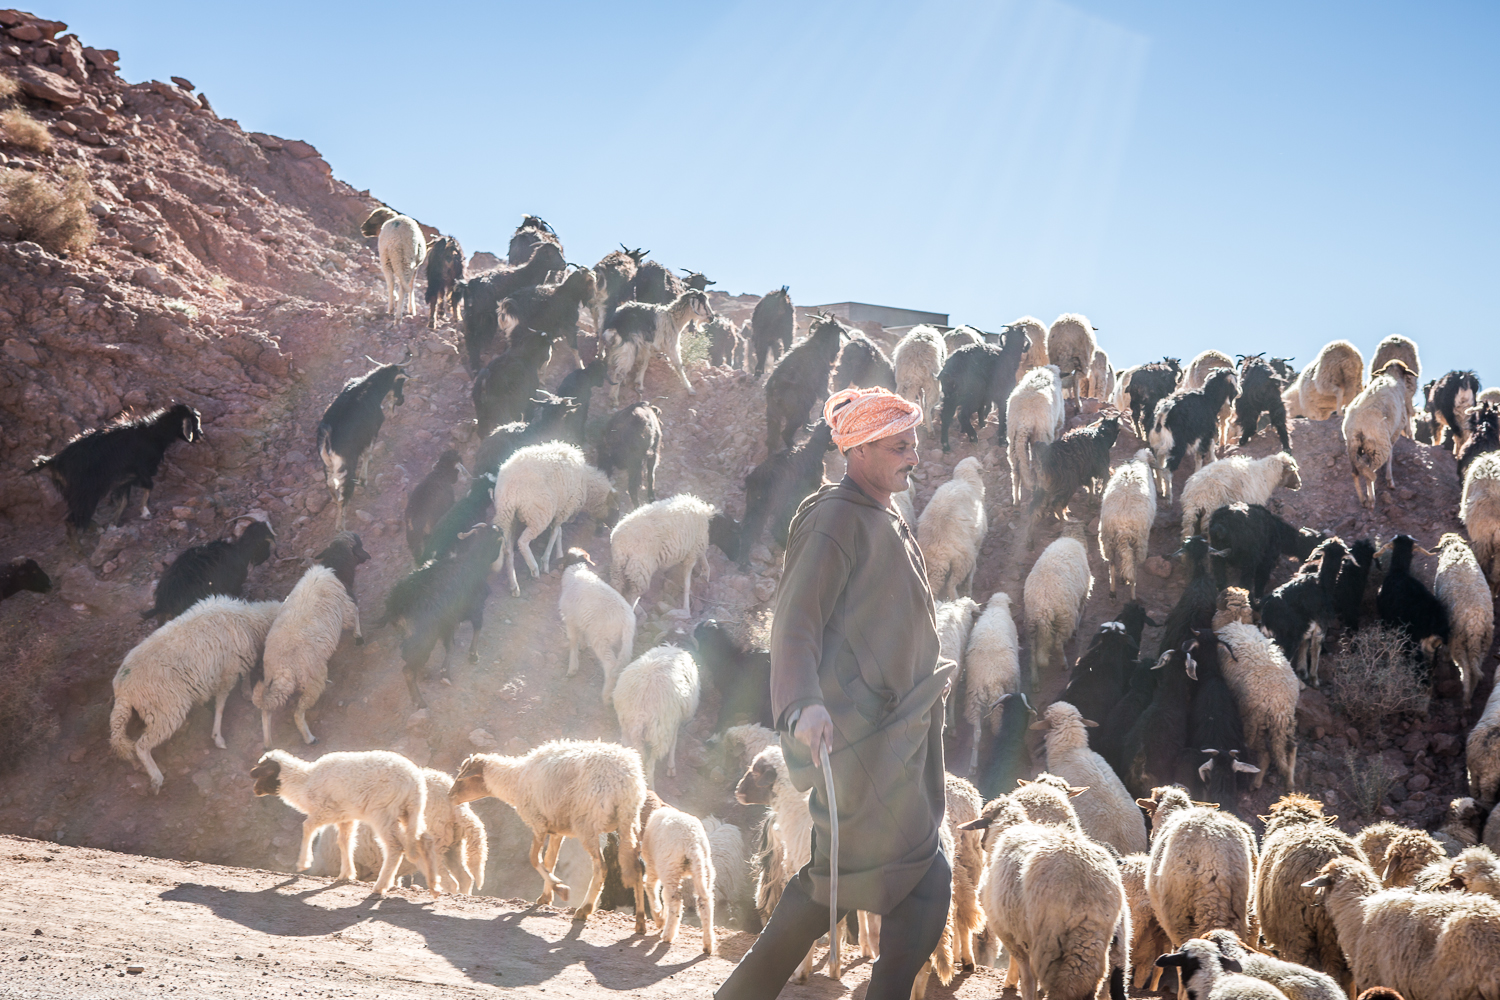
[794,703,835,755]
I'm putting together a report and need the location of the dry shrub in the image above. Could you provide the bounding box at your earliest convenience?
[1326,622,1431,730]
[0,73,18,101]
[1342,747,1401,818]
[0,107,53,153]
[680,319,711,367]
[0,164,96,255]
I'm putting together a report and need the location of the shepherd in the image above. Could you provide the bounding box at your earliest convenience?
[715,387,953,1000]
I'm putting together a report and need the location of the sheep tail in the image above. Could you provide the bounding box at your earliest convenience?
[931,908,957,986]
[616,615,636,675]
[109,696,137,762]
[1117,539,1136,593]
[465,823,488,893]
[251,674,293,712]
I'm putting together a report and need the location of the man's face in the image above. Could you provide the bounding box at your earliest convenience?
[848,427,920,495]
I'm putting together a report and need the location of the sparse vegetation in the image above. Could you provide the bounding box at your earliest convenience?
[1342,747,1401,818]
[680,319,711,367]
[0,107,53,154]
[1325,622,1431,730]
[0,164,96,255]
[0,72,19,101]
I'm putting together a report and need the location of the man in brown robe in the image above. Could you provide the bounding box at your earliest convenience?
[715,387,951,1000]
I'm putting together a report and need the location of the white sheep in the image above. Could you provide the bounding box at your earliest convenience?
[1479,387,1500,410]
[608,493,714,613]
[1137,784,1257,947]
[1369,334,1421,381]
[719,722,777,773]
[1157,938,1292,1000]
[450,739,646,921]
[1284,340,1365,420]
[336,767,488,893]
[892,482,918,527]
[893,324,948,428]
[490,442,618,598]
[612,645,701,784]
[1009,316,1051,375]
[377,213,427,319]
[1084,346,1114,403]
[1046,313,1098,402]
[917,456,988,599]
[1007,364,1065,505]
[1178,451,1302,539]
[963,591,1022,772]
[701,816,752,928]
[1023,527,1093,685]
[1302,854,1500,1000]
[1460,451,1500,595]
[558,548,636,699]
[1354,822,1446,888]
[250,748,439,897]
[1215,621,1299,790]
[1468,675,1500,807]
[110,596,282,792]
[253,564,362,748]
[1099,449,1158,601]
[1203,930,1343,1000]
[1434,532,1494,709]
[641,803,715,953]
[1341,359,1418,508]
[1121,853,1170,990]
[1033,700,1149,854]
[1184,349,1234,390]
[936,596,980,730]
[942,772,987,975]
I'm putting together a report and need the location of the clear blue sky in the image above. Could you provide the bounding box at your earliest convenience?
[60,1,1498,380]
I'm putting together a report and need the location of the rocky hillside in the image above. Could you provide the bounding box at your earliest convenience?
[0,7,1490,902]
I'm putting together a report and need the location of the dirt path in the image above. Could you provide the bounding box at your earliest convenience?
[0,835,1013,999]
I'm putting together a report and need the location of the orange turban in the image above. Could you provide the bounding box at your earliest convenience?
[824,387,923,452]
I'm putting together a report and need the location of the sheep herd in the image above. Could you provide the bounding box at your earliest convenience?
[10,206,1500,999]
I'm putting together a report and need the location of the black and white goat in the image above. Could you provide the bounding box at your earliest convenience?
[600,288,712,402]
[828,334,896,392]
[507,214,562,267]
[1121,358,1182,440]
[692,619,773,733]
[1029,414,1121,526]
[498,266,599,361]
[1,557,51,602]
[1427,370,1481,454]
[1233,354,1290,451]
[591,245,646,334]
[474,392,578,476]
[1375,534,1450,673]
[750,286,794,376]
[31,403,203,535]
[764,314,845,451]
[1150,368,1239,473]
[1180,628,1258,805]
[736,420,835,567]
[140,514,276,624]
[1207,502,1323,599]
[455,242,566,372]
[423,235,464,329]
[1457,401,1500,483]
[405,450,465,563]
[1259,537,1346,685]
[555,358,609,444]
[936,328,1029,451]
[316,356,408,530]
[472,329,553,437]
[597,402,663,507]
[679,269,716,292]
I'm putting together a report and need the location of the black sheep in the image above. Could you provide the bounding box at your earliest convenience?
[1060,621,1136,743]
[507,214,562,266]
[975,692,1035,801]
[1427,370,1481,453]
[1119,644,1198,797]
[423,235,465,329]
[472,328,553,436]
[704,316,745,370]
[1207,502,1323,599]
[0,557,50,602]
[750,286,795,376]
[692,619,773,733]
[1234,354,1290,451]
[421,473,496,564]
[764,314,845,452]
[1153,368,1239,472]
[1375,534,1450,674]
[141,517,276,624]
[555,359,609,444]
[1332,538,1377,630]
[315,357,407,529]
[1180,628,1257,805]
[31,402,203,535]
[455,242,566,371]
[1259,537,1346,685]
[829,334,896,392]
[405,450,464,563]
[1123,358,1182,440]
[597,402,663,506]
[474,392,578,476]
[1030,415,1121,526]
[1156,534,1221,660]
[937,328,1029,451]
[736,420,835,567]
[1457,401,1500,482]
[497,266,598,356]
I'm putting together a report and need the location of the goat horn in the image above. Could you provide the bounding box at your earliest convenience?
[1414,544,1435,556]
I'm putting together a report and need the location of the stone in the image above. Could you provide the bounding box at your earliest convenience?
[1430,732,1461,756]
[3,338,39,365]
[7,22,40,41]
[468,728,498,751]
[54,118,77,136]
[1295,687,1336,736]
[282,139,318,160]
[1143,555,1173,579]
[131,264,163,289]
[15,63,82,105]
[170,75,194,91]
[1406,773,1430,792]
[96,146,130,163]
[248,132,283,151]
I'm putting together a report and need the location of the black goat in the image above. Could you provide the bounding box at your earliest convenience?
[315,531,371,599]
[1117,600,1160,648]
[1234,354,1290,451]
[975,692,1035,801]
[626,259,686,306]
[1152,368,1239,472]
[405,450,464,563]
[1123,358,1182,440]
[736,420,835,567]
[1096,655,1158,774]
[316,356,408,530]
[1457,401,1500,482]
[474,393,578,476]
[422,473,496,564]
[1060,621,1136,745]
[597,402,663,507]
[1180,628,1257,805]
[679,268,716,292]
[141,516,276,624]
[1268,356,1297,382]
[829,334,896,392]
[423,235,464,329]
[692,619,773,733]
[937,328,1029,451]
[764,314,845,452]
[1030,415,1121,526]
[1427,370,1481,453]
[498,266,598,356]
[1375,534,1450,674]
[1207,502,1323,599]
[31,403,203,535]
[1333,537,1377,631]
[1259,537,1345,686]
[704,316,745,370]
[555,358,608,444]
[382,524,502,708]
[507,214,562,266]
[0,557,51,602]
[1120,644,1198,797]
[1156,534,1222,660]
[591,245,645,331]
[472,329,553,436]
[455,242,566,372]
[750,286,794,376]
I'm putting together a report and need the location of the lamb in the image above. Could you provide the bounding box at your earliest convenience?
[1427,369,1482,454]
[701,816,752,927]
[941,772,987,973]
[1374,534,1449,673]
[1215,621,1299,790]
[423,234,464,329]
[1252,794,1366,991]
[316,356,408,530]
[1357,825,1446,888]
[600,288,713,402]
[455,242,567,371]
[1233,353,1292,451]
[749,286,794,376]
[1023,526,1093,686]
[596,402,663,507]
[250,749,439,897]
[692,619,772,733]
[507,214,563,266]
[1031,414,1122,530]
[608,493,716,614]
[370,210,426,318]
[612,645,701,783]
[472,328,554,436]
[1098,449,1158,601]
[917,456,988,599]
[1208,502,1323,600]
[1032,700,1150,854]
[497,266,599,360]
[1260,538,1345,686]
[140,514,276,624]
[404,450,463,563]
[828,333,896,392]
[1007,316,1049,374]
[1178,451,1302,540]
[1460,451,1500,594]
[1285,341,1365,420]
[1151,369,1240,489]
[1136,784,1258,946]
[1006,364,1065,505]
[1342,360,1419,508]
[762,313,845,451]
[1467,677,1500,806]
[1457,401,1500,482]
[1433,533,1494,709]
[1155,938,1292,1000]
[450,739,646,922]
[1121,358,1183,440]
[30,402,203,535]
[489,442,619,598]
[111,596,283,792]
[734,419,834,566]
[937,328,1030,451]
[1045,312,1098,402]
[735,746,822,980]
[558,549,636,698]
[1301,854,1500,1000]
[1370,334,1420,381]
[253,533,368,747]
[0,557,50,602]
[640,803,715,952]
[964,591,1023,772]
[893,324,948,428]
[1121,853,1170,990]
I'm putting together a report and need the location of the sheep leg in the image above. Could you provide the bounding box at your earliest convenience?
[680,559,694,615]
[694,861,715,954]
[667,725,680,778]
[860,910,881,958]
[970,714,981,773]
[516,523,543,581]
[369,826,404,895]
[296,818,323,872]
[541,523,563,575]
[136,741,165,794]
[260,708,274,749]
[1385,452,1396,488]
[528,831,561,905]
[335,821,357,882]
[644,856,663,930]
[211,691,230,750]
[662,872,685,943]
[573,833,608,921]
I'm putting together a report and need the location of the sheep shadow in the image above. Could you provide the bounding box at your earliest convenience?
[157,881,704,990]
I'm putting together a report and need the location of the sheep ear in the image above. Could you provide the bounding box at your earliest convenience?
[957,817,991,831]
[1016,779,1032,787]
[1220,956,1243,975]
[1066,785,1089,797]
[1081,718,1100,728]
[1135,797,1155,810]
[1301,875,1333,888]
[1028,719,1049,731]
